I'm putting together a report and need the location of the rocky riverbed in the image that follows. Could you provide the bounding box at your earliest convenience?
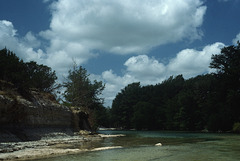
[0,133,96,160]
[0,82,125,160]
[0,131,125,161]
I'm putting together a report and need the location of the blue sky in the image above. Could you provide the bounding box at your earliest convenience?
[0,0,240,106]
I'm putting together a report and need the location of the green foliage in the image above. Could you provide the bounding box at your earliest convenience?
[94,105,111,128]
[25,61,58,92]
[63,63,105,109]
[132,102,156,130]
[0,48,58,92]
[63,63,106,130]
[0,48,26,88]
[110,43,240,131]
[111,82,141,129]
[210,42,240,77]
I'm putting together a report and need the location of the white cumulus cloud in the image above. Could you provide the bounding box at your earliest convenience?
[0,20,44,62]
[124,55,166,83]
[36,0,207,82]
[41,0,206,61]
[1,0,208,87]
[232,33,240,45]
[22,32,41,48]
[167,42,225,78]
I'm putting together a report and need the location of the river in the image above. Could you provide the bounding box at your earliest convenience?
[34,131,240,161]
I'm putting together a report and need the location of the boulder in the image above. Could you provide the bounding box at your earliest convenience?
[155,143,162,146]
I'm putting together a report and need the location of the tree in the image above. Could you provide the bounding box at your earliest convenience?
[210,42,240,77]
[94,105,111,128]
[210,42,240,91]
[0,48,26,88]
[25,61,58,92]
[63,64,105,109]
[132,102,156,130]
[111,82,141,129]
[210,42,240,128]
[0,48,58,92]
[108,44,240,132]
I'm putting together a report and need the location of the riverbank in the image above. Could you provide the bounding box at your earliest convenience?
[0,132,124,161]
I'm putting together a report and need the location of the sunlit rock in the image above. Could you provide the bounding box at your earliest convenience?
[155,143,162,146]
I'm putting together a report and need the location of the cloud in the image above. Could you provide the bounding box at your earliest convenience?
[0,20,17,37]
[232,33,240,45]
[100,55,167,106]
[41,0,206,59]
[0,20,70,83]
[1,0,208,88]
[22,32,41,48]
[100,70,135,106]
[100,42,225,106]
[124,55,166,83]
[36,0,207,82]
[0,20,44,62]
[167,42,225,78]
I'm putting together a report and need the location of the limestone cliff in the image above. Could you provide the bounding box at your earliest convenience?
[0,80,91,142]
[0,89,72,128]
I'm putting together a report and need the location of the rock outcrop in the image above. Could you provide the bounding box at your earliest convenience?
[0,80,91,142]
[0,89,72,128]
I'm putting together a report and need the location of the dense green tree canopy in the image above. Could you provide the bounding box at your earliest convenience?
[25,61,58,92]
[0,48,57,92]
[111,82,141,128]
[63,64,105,109]
[210,42,240,76]
[109,43,240,132]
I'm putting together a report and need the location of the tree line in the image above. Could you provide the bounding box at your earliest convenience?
[0,48,105,130]
[0,48,58,93]
[1,42,239,132]
[108,43,240,132]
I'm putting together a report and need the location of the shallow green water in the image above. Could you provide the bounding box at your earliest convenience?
[35,131,240,161]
